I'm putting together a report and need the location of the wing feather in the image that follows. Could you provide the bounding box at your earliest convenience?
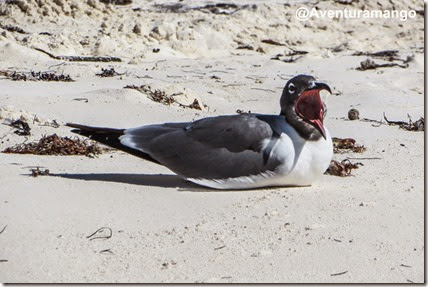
[120,114,282,179]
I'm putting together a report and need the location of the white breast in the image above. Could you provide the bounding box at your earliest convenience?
[188,123,333,190]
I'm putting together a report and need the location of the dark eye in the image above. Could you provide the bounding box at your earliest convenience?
[288,83,295,94]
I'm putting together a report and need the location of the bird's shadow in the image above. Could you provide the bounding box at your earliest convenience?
[52,173,212,191]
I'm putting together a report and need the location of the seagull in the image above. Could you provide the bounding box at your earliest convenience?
[67,74,333,190]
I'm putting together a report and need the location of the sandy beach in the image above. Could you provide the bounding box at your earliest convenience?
[0,0,424,283]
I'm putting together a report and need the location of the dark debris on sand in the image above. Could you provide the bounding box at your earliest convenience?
[333,137,366,154]
[0,23,27,34]
[30,167,50,177]
[124,85,202,110]
[384,113,424,131]
[125,85,175,105]
[96,68,124,77]
[326,159,363,177]
[356,58,408,70]
[99,0,132,5]
[352,49,400,60]
[0,70,74,82]
[4,119,31,136]
[353,50,412,70]
[2,134,103,157]
[153,3,256,15]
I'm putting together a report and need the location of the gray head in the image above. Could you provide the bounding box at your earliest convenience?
[280,74,331,139]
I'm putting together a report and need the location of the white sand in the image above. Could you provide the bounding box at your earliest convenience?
[0,0,424,283]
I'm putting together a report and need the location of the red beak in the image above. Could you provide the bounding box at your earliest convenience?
[295,85,330,139]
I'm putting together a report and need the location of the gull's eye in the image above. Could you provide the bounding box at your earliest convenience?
[288,83,296,94]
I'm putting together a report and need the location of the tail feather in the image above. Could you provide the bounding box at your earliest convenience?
[66,123,160,164]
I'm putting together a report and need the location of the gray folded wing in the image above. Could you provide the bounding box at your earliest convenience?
[120,114,282,179]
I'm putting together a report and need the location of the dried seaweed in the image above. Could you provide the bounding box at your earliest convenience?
[0,24,27,34]
[0,70,73,82]
[199,3,252,15]
[237,45,254,50]
[356,58,408,70]
[384,113,424,131]
[34,47,121,62]
[271,54,303,63]
[30,167,50,177]
[3,119,31,136]
[99,0,132,5]
[285,49,308,56]
[153,3,189,13]
[179,99,203,110]
[124,85,202,110]
[352,50,413,64]
[153,3,256,15]
[326,159,363,177]
[361,113,424,131]
[332,137,366,153]
[2,134,103,157]
[95,68,123,77]
[125,85,175,105]
[352,50,399,59]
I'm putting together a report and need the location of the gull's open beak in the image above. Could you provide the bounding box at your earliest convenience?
[295,82,332,139]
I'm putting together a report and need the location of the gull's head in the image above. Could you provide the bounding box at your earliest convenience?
[280,74,332,139]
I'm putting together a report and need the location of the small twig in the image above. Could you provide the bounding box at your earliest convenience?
[0,259,8,263]
[223,83,245,87]
[72,98,89,103]
[360,117,384,127]
[0,225,7,235]
[136,75,153,79]
[251,88,276,93]
[331,271,348,276]
[100,249,114,255]
[86,227,112,241]
[261,39,287,46]
[209,70,232,74]
[214,245,226,250]
[383,113,407,125]
[400,264,412,268]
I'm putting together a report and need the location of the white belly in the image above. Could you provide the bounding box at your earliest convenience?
[188,128,333,190]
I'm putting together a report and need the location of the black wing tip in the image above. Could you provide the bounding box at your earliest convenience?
[65,123,125,135]
[69,128,85,135]
[66,122,89,131]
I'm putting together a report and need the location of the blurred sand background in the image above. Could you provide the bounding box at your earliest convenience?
[0,0,424,283]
